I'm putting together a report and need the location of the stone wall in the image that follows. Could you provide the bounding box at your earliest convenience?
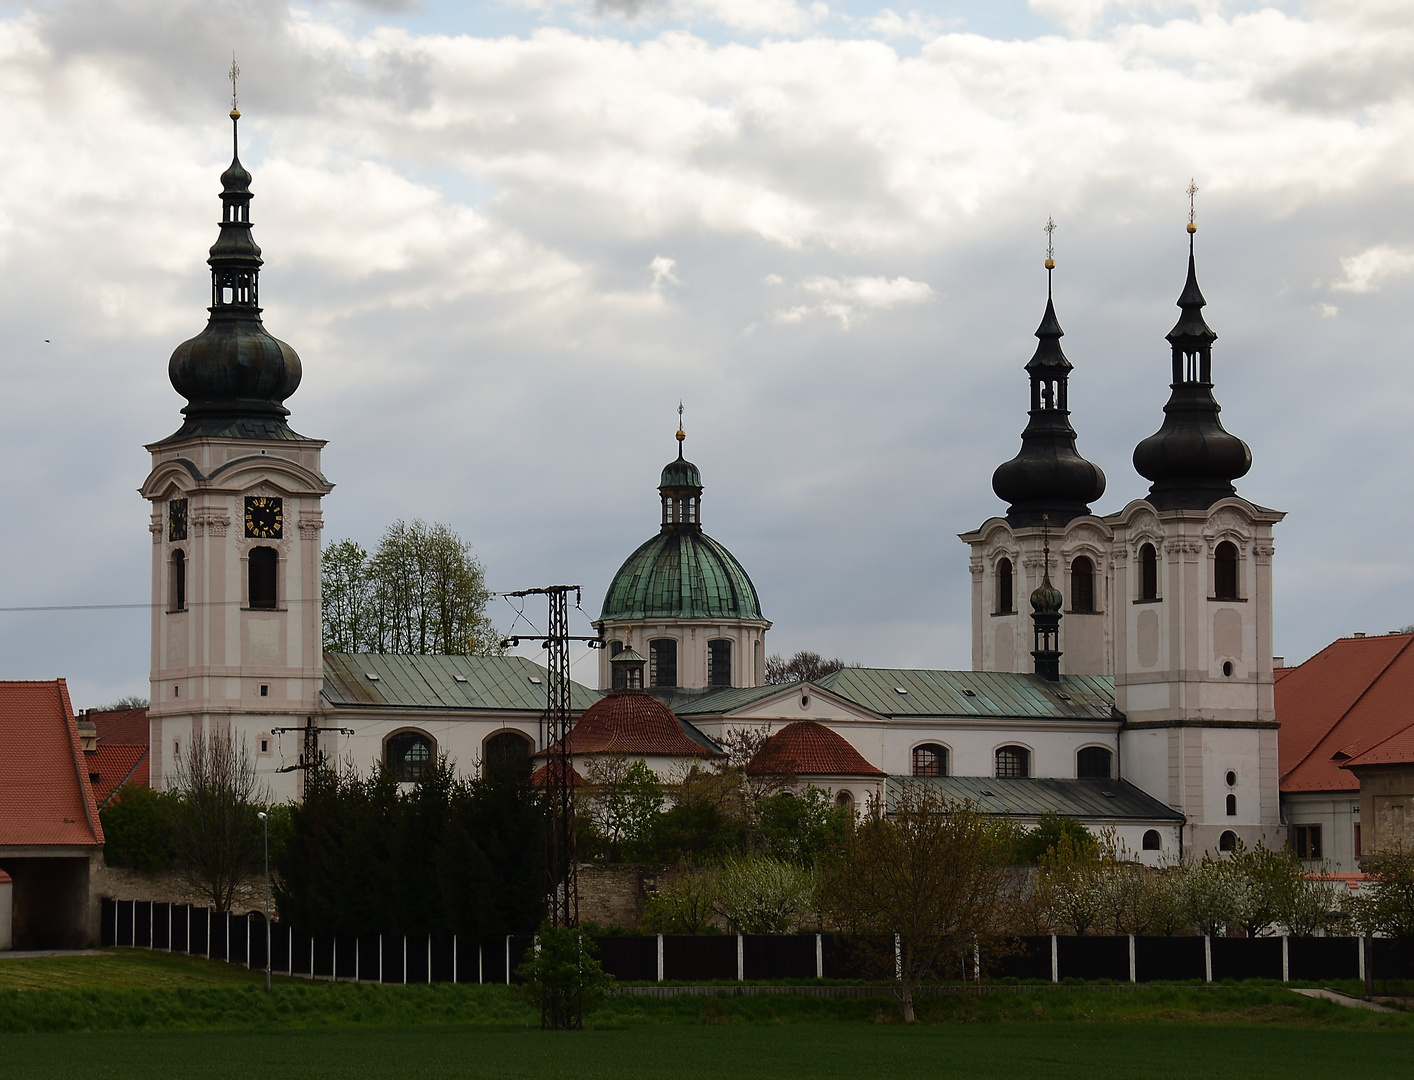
[93,863,270,916]
[576,864,666,930]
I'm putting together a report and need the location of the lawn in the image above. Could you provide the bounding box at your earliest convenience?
[3,1023,1413,1080]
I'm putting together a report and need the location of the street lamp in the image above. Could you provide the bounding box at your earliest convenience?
[257,811,271,992]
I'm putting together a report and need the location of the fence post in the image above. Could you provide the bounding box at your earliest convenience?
[657,934,665,983]
[1281,935,1289,982]
[1358,935,1366,984]
[1128,934,1136,983]
[1203,935,1212,983]
[403,936,408,985]
[1050,934,1058,983]
[815,934,823,980]
[737,934,745,982]
[505,936,511,986]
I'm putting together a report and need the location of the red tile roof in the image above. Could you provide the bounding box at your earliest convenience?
[88,706,148,747]
[1278,633,1414,794]
[747,721,884,777]
[89,744,150,805]
[548,692,713,758]
[530,760,587,787]
[0,679,103,847]
[1340,721,1414,770]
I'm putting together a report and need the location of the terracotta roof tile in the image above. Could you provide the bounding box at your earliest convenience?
[0,679,103,847]
[1278,633,1414,793]
[89,744,150,805]
[1341,721,1414,770]
[547,692,714,758]
[530,760,587,787]
[747,721,884,777]
[88,707,149,746]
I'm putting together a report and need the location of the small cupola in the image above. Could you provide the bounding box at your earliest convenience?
[659,406,704,532]
[610,645,647,690]
[1030,520,1064,682]
[991,221,1106,527]
[1132,186,1252,510]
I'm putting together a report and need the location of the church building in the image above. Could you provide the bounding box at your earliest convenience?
[140,108,1284,862]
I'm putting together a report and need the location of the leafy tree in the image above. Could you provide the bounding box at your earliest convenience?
[1349,844,1414,937]
[714,855,816,933]
[100,784,176,873]
[816,784,1010,1023]
[639,864,720,934]
[1181,855,1236,936]
[580,757,664,861]
[1015,812,1098,865]
[94,695,150,710]
[764,651,851,685]
[322,520,500,655]
[756,788,850,867]
[170,731,267,912]
[1037,830,1105,935]
[516,922,613,1030]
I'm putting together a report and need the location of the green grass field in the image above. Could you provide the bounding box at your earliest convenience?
[0,951,1410,1079]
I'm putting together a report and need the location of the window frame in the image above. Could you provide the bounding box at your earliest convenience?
[1138,542,1159,601]
[994,744,1031,779]
[169,548,187,612]
[649,638,678,688]
[1293,823,1323,860]
[996,557,1014,615]
[1213,540,1240,601]
[911,743,948,778]
[1219,830,1238,852]
[384,729,437,783]
[1076,745,1113,780]
[482,729,533,772]
[708,638,733,688]
[1142,829,1162,851]
[1069,555,1096,614]
[247,546,279,610]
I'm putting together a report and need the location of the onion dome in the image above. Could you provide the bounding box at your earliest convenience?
[746,721,884,777]
[160,110,305,443]
[550,692,714,758]
[600,430,765,622]
[1132,228,1252,510]
[1030,566,1063,616]
[1030,528,1063,681]
[991,263,1106,527]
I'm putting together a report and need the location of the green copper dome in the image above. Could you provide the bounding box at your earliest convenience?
[601,531,764,621]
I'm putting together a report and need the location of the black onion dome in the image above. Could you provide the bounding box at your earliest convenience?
[159,114,306,443]
[992,290,1106,527]
[1132,238,1251,510]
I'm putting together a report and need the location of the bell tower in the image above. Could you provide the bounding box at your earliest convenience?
[140,87,332,799]
[1113,191,1284,854]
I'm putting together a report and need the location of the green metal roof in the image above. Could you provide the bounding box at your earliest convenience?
[886,776,1182,821]
[600,530,765,622]
[657,685,787,716]
[322,653,602,713]
[817,668,1117,721]
[660,455,702,488]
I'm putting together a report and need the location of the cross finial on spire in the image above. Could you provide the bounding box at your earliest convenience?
[1041,512,1051,564]
[229,54,241,115]
[1186,179,1198,235]
[675,401,686,456]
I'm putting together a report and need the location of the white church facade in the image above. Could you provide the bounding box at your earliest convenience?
[143,110,1282,864]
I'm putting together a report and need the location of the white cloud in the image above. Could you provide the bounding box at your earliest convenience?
[1331,245,1414,294]
[860,8,947,40]
[650,255,680,288]
[771,274,932,328]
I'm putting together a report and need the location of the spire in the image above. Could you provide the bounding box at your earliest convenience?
[160,77,305,444]
[1133,186,1251,510]
[659,414,703,531]
[1030,517,1063,681]
[991,219,1106,527]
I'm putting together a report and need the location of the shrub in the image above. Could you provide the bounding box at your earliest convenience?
[515,923,613,1029]
[100,784,176,873]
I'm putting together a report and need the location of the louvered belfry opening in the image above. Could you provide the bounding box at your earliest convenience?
[248,547,278,610]
[1214,541,1239,600]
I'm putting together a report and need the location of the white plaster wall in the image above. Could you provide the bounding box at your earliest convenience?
[1282,792,1361,872]
[595,619,769,690]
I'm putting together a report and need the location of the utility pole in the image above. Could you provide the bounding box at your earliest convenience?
[271,714,354,792]
[502,585,602,928]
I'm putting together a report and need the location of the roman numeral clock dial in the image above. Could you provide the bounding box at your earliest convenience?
[244,496,283,539]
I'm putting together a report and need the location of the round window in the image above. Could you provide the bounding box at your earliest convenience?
[1222,661,1234,677]
[1226,770,1237,787]
[800,695,810,709]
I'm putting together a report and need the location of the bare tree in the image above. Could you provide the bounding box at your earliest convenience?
[171,731,266,912]
[764,651,850,685]
[817,784,1009,1022]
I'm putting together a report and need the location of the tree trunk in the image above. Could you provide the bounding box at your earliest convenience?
[900,983,916,1023]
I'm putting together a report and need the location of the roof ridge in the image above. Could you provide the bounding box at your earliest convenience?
[1281,634,1414,784]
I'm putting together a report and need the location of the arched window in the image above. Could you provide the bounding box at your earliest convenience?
[1139,543,1158,601]
[1214,541,1239,600]
[1225,793,1237,817]
[996,558,1014,614]
[248,547,277,610]
[649,639,677,688]
[1218,830,1237,852]
[386,731,434,782]
[708,640,733,688]
[912,744,948,777]
[483,730,532,772]
[1070,556,1095,613]
[609,640,624,657]
[170,550,187,612]
[1076,746,1112,780]
[834,790,855,810]
[1142,830,1162,851]
[995,745,1030,779]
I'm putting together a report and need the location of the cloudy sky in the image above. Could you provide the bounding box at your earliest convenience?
[1,0,1412,708]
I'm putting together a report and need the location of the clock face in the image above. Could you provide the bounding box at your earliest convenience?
[168,499,188,542]
[244,495,283,539]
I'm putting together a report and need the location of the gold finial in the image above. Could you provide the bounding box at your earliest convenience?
[229,54,241,120]
[1044,217,1057,270]
[676,401,686,443]
[1186,179,1198,234]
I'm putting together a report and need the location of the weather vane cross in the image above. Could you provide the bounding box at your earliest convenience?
[229,54,240,113]
[1187,179,1198,225]
[1044,217,1057,269]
